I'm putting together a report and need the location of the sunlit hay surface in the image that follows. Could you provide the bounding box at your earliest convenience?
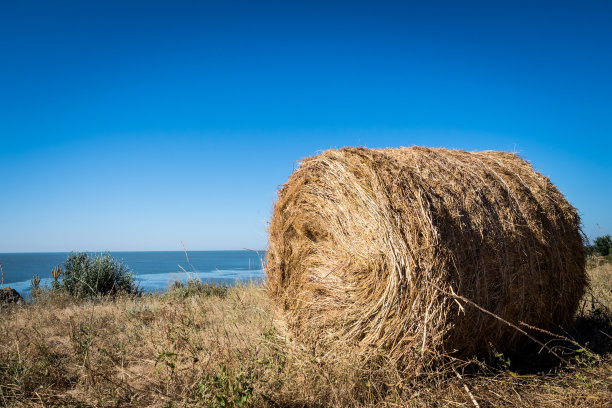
[266,147,587,367]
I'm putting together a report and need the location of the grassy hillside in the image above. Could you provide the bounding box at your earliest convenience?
[1,264,611,407]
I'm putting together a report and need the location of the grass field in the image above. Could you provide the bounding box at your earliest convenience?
[1,261,611,407]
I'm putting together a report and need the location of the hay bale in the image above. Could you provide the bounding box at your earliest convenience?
[266,147,587,365]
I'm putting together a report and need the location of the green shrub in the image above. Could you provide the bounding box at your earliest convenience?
[59,252,140,298]
[167,278,228,299]
[587,235,612,257]
[593,235,612,256]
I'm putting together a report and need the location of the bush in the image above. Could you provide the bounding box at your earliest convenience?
[587,235,612,257]
[167,278,228,299]
[59,252,140,298]
[593,235,612,256]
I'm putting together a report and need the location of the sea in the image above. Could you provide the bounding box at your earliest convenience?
[0,250,265,297]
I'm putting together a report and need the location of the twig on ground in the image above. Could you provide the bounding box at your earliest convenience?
[452,366,480,408]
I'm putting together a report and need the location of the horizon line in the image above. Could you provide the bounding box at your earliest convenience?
[0,249,267,255]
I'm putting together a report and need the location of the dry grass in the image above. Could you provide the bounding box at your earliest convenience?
[267,147,587,369]
[0,262,611,407]
[584,257,612,314]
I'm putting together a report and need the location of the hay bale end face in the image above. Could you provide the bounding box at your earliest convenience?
[266,147,587,365]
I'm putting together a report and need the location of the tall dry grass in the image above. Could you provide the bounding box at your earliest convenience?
[0,263,611,407]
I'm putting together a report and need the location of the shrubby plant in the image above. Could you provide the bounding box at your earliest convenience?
[59,252,140,298]
[167,278,228,299]
[587,235,612,257]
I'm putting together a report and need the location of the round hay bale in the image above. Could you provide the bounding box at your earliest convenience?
[266,147,587,365]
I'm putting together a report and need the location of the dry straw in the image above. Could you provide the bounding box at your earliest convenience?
[266,147,587,369]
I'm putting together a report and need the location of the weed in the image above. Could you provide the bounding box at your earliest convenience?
[166,278,229,299]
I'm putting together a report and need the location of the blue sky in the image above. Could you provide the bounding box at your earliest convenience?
[0,0,610,252]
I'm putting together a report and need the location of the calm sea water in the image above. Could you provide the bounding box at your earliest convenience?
[0,251,265,297]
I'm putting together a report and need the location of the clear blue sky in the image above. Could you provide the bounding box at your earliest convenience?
[1,0,610,252]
